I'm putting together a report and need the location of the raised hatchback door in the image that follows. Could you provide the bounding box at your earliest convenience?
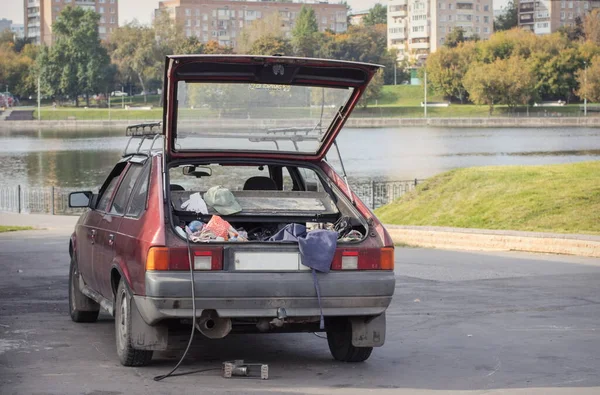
[162,55,381,162]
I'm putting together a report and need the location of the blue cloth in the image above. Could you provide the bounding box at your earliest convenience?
[269,224,337,329]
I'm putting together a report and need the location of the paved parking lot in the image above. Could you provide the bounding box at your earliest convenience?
[1,227,599,395]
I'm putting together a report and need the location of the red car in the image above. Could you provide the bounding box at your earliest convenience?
[68,55,395,367]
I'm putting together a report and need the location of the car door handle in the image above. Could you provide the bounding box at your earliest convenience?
[108,234,115,247]
[90,229,96,244]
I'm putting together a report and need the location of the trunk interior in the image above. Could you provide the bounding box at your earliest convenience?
[167,162,368,246]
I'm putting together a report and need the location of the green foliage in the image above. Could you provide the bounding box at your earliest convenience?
[248,35,293,55]
[375,161,600,235]
[426,27,600,106]
[238,13,285,54]
[359,69,384,108]
[425,42,476,103]
[362,4,387,26]
[463,56,536,114]
[0,226,34,233]
[558,16,584,41]
[0,42,38,97]
[444,27,465,48]
[292,5,319,56]
[0,29,14,46]
[493,0,518,32]
[37,6,111,105]
[106,23,157,103]
[584,9,600,44]
[315,25,395,105]
[576,55,600,102]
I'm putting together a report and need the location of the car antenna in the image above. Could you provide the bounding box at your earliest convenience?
[333,139,354,206]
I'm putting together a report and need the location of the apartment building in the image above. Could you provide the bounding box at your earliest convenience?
[387,0,493,63]
[24,0,119,45]
[349,10,369,25]
[518,0,597,34]
[156,0,348,49]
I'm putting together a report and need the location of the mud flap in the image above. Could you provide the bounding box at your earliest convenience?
[130,296,168,351]
[350,313,386,347]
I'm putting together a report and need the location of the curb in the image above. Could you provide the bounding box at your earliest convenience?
[385,225,600,258]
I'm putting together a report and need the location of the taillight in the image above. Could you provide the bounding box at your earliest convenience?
[146,246,223,271]
[146,247,169,271]
[331,247,394,271]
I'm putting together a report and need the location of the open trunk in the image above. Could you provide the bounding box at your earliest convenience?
[168,162,368,246]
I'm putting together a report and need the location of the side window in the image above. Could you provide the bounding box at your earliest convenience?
[282,167,294,191]
[126,164,151,218]
[110,164,144,216]
[299,168,323,192]
[96,162,127,212]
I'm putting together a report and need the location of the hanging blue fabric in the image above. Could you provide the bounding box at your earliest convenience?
[269,225,337,329]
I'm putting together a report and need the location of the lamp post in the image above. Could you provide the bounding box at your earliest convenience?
[424,69,428,118]
[37,76,41,121]
[394,62,397,85]
[584,61,588,117]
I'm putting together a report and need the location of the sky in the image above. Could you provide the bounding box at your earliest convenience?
[1,0,510,26]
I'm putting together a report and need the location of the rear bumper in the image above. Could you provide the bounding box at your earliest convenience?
[135,271,395,325]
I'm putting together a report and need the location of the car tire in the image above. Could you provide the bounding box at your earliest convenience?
[115,279,153,366]
[69,256,100,323]
[326,318,373,363]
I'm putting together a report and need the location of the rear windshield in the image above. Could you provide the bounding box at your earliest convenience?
[174,81,354,154]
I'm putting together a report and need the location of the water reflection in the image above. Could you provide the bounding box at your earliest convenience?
[0,126,599,188]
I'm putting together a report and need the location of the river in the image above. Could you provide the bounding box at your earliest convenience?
[0,126,599,189]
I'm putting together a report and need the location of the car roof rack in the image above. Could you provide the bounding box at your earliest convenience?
[123,122,163,157]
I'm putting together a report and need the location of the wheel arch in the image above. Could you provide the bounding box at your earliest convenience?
[110,262,133,299]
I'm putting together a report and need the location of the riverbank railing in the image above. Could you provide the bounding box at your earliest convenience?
[0,179,424,215]
[0,186,92,216]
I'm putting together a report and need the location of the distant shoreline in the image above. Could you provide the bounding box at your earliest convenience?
[2,117,600,130]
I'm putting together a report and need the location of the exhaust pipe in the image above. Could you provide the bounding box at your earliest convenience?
[195,310,232,339]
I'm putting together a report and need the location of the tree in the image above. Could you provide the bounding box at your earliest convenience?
[445,27,466,48]
[576,55,600,102]
[558,16,584,41]
[202,40,234,54]
[358,69,384,108]
[494,0,518,32]
[107,23,158,104]
[0,29,14,46]
[584,9,600,44]
[238,13,285,54]
[153,9,203,55]
[249,35,293,55]
[362,4,387,26]
[37,6,111,106]
[464,56,536,114]
[530,37,583,102]
[425,42,477,103]
[477,28,538,63]
[292,5,319,56]
[0,42,38,98]
[316,25,392,106]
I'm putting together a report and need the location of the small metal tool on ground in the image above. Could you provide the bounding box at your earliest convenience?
[222,360,268,380]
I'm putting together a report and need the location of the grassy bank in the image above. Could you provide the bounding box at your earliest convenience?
[28,85,589,120]
[34,105,585,120]
[0,226,34,233]
[375,161,600,235]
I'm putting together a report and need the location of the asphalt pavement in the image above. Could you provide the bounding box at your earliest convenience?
[1,226,600,395]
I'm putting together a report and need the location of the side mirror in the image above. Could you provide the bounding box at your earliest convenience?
[69,191,93,208]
